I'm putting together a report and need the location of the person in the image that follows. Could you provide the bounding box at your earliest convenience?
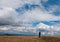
[39,32,41,38]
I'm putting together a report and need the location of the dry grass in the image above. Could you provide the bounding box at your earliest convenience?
[0,36,60,42]
[42,36,60,42]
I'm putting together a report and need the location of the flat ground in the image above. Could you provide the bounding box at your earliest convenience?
[0,36,60,42]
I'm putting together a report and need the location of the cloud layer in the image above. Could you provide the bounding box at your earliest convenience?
[0,0,60,36]
[0,23,60,36]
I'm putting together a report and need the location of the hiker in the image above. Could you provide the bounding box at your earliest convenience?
[39,32,41,38]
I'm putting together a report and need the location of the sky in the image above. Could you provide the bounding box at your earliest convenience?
[0,0,60,36]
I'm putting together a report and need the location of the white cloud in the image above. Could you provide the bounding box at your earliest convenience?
[0,0,43,26]
[23,8,60,23]
[0,0,21,8]
[0,23,60,36]
[52,23,60,32]
[0,7,20,25]
[0,0,60,36]
[0,26,37,34]
[0,0,59,26]
[35,23,60,36]
[0,0,42,8]
[0,27,10,31]
[37,23,50,29]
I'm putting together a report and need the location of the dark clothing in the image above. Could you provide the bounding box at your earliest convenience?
[39,32,41,38]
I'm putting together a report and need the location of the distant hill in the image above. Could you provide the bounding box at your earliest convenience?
[0,33,37,36]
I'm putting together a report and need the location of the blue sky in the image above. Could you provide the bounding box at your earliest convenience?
[42,0,60,16]
[0,0,60,36]
[15,0,60,26]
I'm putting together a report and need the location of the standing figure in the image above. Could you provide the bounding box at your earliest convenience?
[39,32,41,38]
